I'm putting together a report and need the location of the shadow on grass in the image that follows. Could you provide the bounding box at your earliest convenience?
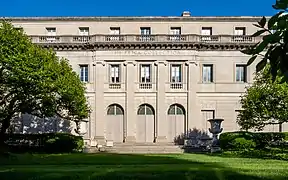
[0,153,286,180]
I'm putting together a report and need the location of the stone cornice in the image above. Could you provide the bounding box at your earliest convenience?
[38,42,254,51]
[2,16,268,22]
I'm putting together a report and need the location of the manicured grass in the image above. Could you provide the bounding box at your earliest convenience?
[0,153,288,180]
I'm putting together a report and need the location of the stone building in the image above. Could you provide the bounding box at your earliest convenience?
[5,11,287,149]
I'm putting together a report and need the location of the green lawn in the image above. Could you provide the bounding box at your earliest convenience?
[0,153,288,180]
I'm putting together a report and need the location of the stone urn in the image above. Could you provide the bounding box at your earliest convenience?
[208,118,224,153]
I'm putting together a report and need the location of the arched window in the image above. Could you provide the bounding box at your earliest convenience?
[137,104,154,115]
[168,104,185,115]
[107,104,124,115]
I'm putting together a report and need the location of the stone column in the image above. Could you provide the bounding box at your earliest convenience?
[155,61,168,143]
[94,60,106,146]
[124,61,136,143]
[186,57,201,134]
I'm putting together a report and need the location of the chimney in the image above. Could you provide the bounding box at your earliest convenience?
[181,11,191,17]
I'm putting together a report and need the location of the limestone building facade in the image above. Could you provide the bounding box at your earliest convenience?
[6,12,287,147]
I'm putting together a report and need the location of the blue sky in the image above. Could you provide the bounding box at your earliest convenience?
[0,0,277,17]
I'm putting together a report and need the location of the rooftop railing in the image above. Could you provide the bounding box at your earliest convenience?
[29,34,261,44]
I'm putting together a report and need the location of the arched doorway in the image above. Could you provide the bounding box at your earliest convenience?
[167,104,186,143]
[106,104,124,142]
[136,104,155,143]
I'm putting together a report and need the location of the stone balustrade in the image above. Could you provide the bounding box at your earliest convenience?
[29,34,261,44]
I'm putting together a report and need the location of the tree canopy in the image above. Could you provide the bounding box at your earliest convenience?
[237,64,288,131]
[0,21,90,142]
[242,0,288,82]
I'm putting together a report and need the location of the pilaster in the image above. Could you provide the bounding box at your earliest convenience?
[94,60,106,145]
[124,61,136,142]
[186,57,201,133]
[155,61,168,142]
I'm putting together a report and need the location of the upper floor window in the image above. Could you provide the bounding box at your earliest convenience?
[80,65,89,82]
[110,64,120,83]
[46,27,56,36]
[140,27,151,35]
[170,27,181,41]
[140,64,151,83]
[170,27,181,35]
[110,27,120,35]
[201,27,212,36]
[235,64,247,83]
[171,64,182,83]
[79,27,89,36]
[234,27,246,35]
[202,64,213,83]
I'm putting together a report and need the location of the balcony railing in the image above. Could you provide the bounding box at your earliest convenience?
[30,34,262,44]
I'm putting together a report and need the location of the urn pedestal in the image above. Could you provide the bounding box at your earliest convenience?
[208,118,224,153]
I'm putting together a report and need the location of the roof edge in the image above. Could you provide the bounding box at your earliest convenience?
[0,16,269,22]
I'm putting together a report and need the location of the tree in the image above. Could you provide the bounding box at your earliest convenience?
[237,65,288,131]
[0,21,90,145]
[242,0,288,82]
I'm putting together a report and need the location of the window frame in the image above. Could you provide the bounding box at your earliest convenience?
[170,64,182,83]
[235,64,247,83]
[202,64,214,83]
[79,64,89,83]
[140,64,152,83]
[110,64,121,83]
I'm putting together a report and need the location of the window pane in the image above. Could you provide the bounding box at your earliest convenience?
[115,106,123,115]
[168,106,176,115]
[145,106,154,115]
[107,106,115,115]
[137,106,146,115]
[176,106,184,115]
[236,65,246,82]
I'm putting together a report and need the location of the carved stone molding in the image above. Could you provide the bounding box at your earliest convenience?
[123,61,136,66]
[38,43,254,52]
[185,61,198,66]
[154,61,167,66]
[95,61,106,66]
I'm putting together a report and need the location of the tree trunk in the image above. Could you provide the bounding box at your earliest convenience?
[0,115,13,146]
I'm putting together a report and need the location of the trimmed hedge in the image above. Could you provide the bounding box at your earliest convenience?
[4,133,84,153]
[220,131,288,151]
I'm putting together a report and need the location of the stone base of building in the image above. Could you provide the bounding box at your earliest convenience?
[124,136,136,143]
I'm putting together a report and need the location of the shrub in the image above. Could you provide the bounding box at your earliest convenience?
[220,131,288,151]
[219,131,254,150]
[231,137,256,151]
[4,133,84,153]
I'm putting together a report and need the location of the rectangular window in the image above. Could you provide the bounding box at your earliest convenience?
[110,64,120,83]
[140,27,151,35]
[140,64,151,83]
[201,27,212,35]
[170,27,181,35]
[234,27,246,35]
[79,27,89,36]
[46,27,56,36]
[202,64,213,83]
[171,64,182,83]
[80,65,89,82]
[236,65,247,82]
[170,27,181,41]
[110,27,120,35]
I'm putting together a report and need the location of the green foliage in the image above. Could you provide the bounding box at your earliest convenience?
[219,131,254,150]
[237,64,288,131]
[241,0,288,82]
[0,21,90,138]
[231,138,256,150]
[4,133,84,153]
[219,131,287,150]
